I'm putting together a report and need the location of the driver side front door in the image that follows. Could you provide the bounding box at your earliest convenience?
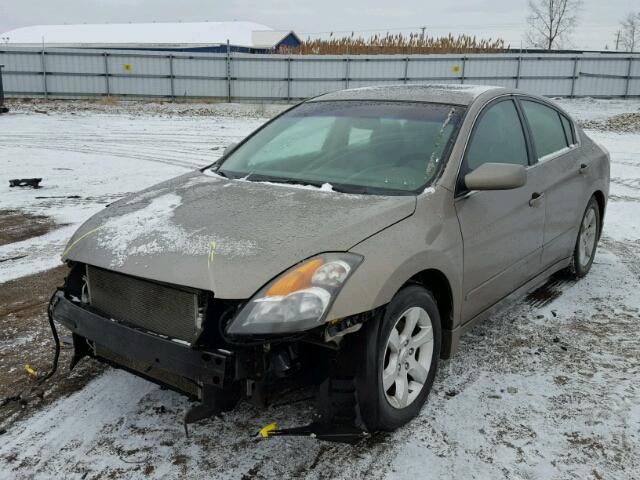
[455,98,546,322]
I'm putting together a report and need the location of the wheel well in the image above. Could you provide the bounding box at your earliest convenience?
[593,190,605,230]
[405,269,453,331]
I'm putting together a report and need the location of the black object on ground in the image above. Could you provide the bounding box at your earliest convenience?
[256,378,370,444]
[35,195,81,199]
[0,254,28,263]
[9,178,43,189]
[0,292,61,411]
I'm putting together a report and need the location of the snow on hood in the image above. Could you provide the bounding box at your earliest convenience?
[94,192,258,267]
[62,171,416,298]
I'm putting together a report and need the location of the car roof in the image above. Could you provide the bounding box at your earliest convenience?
[307,83,506,106]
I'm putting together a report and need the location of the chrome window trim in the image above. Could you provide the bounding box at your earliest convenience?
[535,145,574,165]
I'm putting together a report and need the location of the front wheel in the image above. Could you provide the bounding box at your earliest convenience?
[567,196,601,278]
[357,285,441,431]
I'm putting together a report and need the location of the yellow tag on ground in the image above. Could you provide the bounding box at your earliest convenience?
[24,364,38,379]
[259,422,277,438]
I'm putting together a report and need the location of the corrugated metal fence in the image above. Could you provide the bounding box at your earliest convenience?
[0,47,639,101]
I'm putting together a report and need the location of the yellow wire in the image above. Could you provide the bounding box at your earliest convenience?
[62,227,100,258]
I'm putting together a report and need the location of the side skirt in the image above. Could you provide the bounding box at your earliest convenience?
[441,257,571,358]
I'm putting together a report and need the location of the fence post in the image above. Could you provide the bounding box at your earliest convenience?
[345,56,350,89]
[515,56,522,88]
[103,52,110,96]
[226,39,231,102]
[0,64,5,108]
[403,57,409,84]
[169,54,175,99]
[460,56,466,84]
[570,56,579,98]
[286,56,292,102]
[624,56,633,98]
[40,46,47,98]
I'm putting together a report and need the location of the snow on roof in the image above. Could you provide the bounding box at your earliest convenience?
[2,22,293,48]
[311,84,504,106]
[251,30,299,48]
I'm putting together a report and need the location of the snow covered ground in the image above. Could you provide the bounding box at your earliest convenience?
[0,107,271,281]
[0,98,639,479]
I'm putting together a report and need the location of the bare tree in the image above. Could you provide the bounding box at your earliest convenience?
[619,12,640,52]
[526,0,583,50]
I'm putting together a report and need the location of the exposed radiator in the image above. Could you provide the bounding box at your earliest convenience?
[86,265,201,343]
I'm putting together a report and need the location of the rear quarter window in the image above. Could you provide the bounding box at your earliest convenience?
[521,100,569,159]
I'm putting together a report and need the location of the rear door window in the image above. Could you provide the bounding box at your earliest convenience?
[521,100,569,159]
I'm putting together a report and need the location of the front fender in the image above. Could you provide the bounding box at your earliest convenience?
[326,187,463,329]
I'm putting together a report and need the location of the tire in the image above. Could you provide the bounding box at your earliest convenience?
[356,285,441,431]
[566,196,601,278]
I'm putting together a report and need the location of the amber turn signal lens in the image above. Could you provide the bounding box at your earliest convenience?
[266,259,324,296]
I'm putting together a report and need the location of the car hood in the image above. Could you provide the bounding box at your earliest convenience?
[63,171,416,298]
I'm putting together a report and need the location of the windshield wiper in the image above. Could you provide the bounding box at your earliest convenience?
[244,173,324,188]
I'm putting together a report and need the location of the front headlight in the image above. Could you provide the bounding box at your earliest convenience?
[226,253,363,335]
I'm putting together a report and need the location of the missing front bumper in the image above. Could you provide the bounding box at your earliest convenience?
[49,290,232,399]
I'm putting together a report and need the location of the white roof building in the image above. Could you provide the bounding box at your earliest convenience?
[1,21,301,52]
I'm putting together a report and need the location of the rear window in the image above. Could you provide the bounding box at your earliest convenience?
[521,100,569,159]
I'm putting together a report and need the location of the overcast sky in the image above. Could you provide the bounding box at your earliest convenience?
[1,0,638,50]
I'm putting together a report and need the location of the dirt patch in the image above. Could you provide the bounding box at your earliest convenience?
[0,210,58,248]
[0,266,105,430]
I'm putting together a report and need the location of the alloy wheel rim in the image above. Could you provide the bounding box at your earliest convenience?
[578,206,598,268]
[382,306,434,410]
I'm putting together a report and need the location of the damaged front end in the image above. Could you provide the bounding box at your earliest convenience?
[50,261,376,442]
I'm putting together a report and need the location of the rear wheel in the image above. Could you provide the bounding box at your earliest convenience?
[567,196,601,278]
[357,285,441,431]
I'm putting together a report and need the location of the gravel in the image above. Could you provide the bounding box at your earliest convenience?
[580,112,640,133]
[5,98,290,119]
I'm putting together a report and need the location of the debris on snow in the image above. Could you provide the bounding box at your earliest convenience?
[9,178,42,189]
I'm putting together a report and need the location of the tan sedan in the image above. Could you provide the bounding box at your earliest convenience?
[51,84,609,437]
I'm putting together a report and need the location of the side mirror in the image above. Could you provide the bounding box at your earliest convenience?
[464,163,526,191]
[224,142,238,156]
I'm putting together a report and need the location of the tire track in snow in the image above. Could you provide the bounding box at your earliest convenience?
[2,142,206,170]
[0,114,264,172]
[600,236,640,280]
[611,177,640,191]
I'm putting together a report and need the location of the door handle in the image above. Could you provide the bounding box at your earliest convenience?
[579,163,591,174]
[529,192,544,207]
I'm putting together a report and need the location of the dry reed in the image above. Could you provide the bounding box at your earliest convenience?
[284,32,507,55]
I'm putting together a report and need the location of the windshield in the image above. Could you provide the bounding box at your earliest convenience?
[216,100,464,194]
